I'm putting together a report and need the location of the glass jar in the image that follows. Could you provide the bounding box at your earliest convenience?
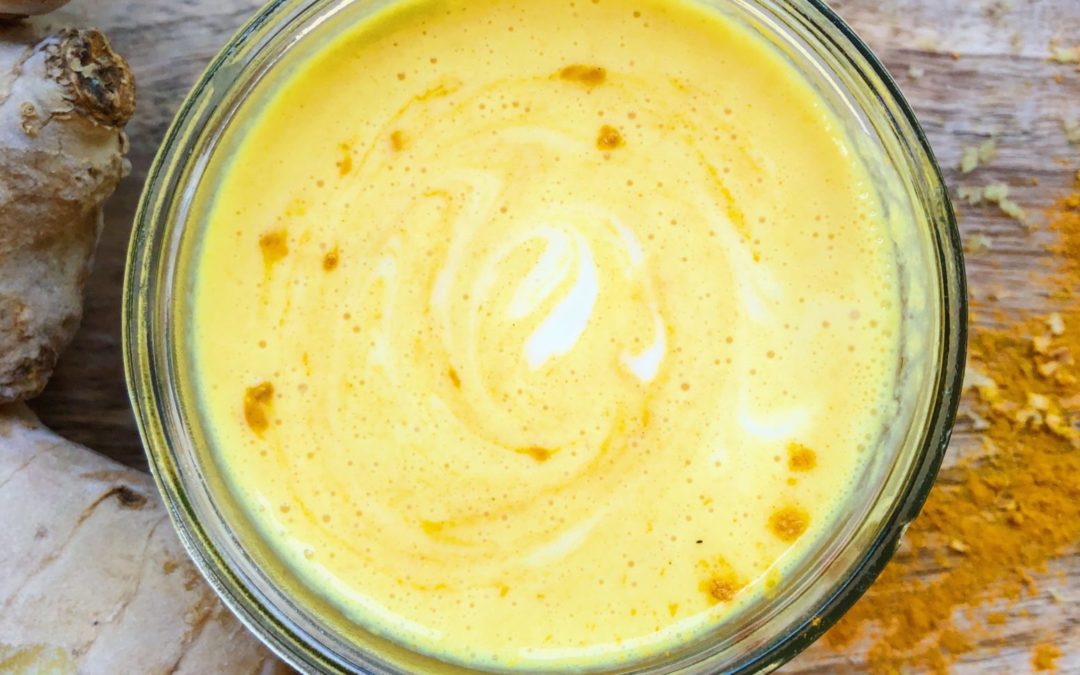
[123,0,966,672]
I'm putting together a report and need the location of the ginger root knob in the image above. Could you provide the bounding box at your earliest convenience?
[0,27,134,402]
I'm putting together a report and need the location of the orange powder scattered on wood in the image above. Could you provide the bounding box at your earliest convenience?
[986,612,1007,625]
[1033,643,1063,672]
[768,505,809,542]
[1051,186,1080,277]
[822,187,1080,673]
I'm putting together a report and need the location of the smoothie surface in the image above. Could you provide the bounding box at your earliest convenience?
[190,0,907,668]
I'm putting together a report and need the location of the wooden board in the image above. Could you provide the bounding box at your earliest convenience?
[32,0,1080,671]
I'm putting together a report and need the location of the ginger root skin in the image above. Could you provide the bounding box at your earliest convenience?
[0,405,284,674]
[0,27,134,402]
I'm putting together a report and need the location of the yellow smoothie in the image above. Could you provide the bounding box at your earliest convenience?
[189,0,906,669]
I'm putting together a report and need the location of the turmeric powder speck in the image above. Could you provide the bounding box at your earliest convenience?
[596,124,625,151]
[558,64,607,87]
[697,556,744,605]
[1033,643,1063,672]
[258,230,288,269]
[787,442,817,472]
[514,446,554,462]
[322,247,340,271]
[768,505,809,543]
[822,187,1080,673]
[243,381,274,436]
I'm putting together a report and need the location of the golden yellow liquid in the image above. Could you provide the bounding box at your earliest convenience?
[190,0,905,669]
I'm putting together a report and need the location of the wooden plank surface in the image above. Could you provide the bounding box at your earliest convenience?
[30,0,1080,671]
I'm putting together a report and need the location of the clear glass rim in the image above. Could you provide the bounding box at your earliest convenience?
[123,0,967,672]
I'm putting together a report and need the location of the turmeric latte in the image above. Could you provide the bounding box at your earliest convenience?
[189,0,910,669]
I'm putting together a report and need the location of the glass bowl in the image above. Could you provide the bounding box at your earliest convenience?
[123,0,966,672]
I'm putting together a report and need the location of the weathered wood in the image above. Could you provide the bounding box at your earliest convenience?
[29,0,1079,671]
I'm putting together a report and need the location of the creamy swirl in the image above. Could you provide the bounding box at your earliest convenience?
[190,0,908,669]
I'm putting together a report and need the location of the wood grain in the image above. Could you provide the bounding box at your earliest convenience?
[28,0,1080,671]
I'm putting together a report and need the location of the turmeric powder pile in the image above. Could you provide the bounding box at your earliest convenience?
[821,185,1080,672]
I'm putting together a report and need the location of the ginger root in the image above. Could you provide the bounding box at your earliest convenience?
[0,26,134,402]
[0,24,284,674]
[0,405,283,673]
